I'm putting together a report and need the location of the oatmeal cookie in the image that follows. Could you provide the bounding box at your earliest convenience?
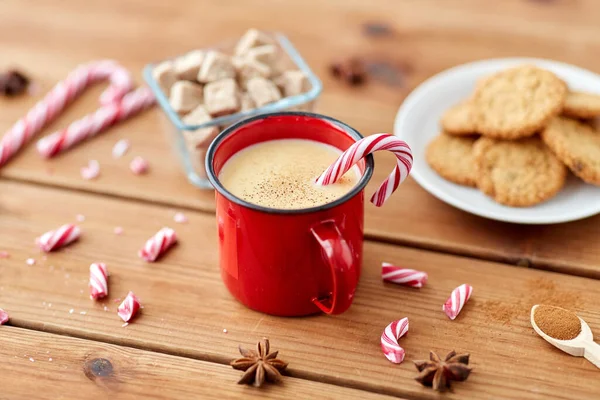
[473,136,567,206]
[426,132,478,187]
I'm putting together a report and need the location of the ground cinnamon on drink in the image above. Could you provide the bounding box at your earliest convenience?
[534,305,581,340]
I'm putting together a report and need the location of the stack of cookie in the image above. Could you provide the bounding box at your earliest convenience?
[426,64,600,207]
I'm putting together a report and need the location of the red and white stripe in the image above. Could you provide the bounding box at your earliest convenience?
[381,262,428,288]
[381,317,409,364]
[89,263,108,300]
[0,308,8,325]
[37,87,155,158]
[36,224,81,252]
[443,284,473,320]
[117,291,141,322]
[138,227,177,262]
[315,134,413,207]
[0,60,133,167]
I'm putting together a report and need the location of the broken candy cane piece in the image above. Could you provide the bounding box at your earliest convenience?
[0,308,8,325]
[36,224,81,252]
[117,291,141,322]
[381,262,428,288]
[443,284,473,320]
[138,227,177,262]
[89,263,108,300]
[381,317,409,364]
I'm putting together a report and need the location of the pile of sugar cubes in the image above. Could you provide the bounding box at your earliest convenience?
[152,29,311,177]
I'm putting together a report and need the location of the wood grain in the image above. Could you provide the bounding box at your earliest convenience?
[0,326,394,400]
[1,0,599,277]
[0,0,600,278]
[0,181,598,399]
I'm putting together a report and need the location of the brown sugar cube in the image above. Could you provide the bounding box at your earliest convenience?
[152,61,177,94]
[197,51,236,83]
[182,105,220,149]
[234,29,274,56]
[246,77,282,107]
[204,78,240,117]
[174,50,205,81]
[240,92,256,111]
[278,70,309,97]
[169,81,204,113]
[245,45,278,67]
[233,56,272,88]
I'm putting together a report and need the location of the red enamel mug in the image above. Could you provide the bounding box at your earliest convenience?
[206,112,374,316]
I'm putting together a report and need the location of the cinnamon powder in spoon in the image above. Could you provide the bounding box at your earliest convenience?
[534,305,581,340]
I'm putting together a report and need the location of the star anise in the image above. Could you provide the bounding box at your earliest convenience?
[414,350,472,392]
[230,338,288,387]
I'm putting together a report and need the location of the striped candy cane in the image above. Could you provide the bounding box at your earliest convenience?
[381,262,428,288]
[89,263,109,300]
[117,291,141,322]
[315,134,413,207]
[381,317,409,363]
[0,60,133,167]
[37,87,155,157]
[443,284,473,320]
[138,227,177,262]
[36,224,81,252]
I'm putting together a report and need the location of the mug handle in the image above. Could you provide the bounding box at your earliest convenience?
[310,220,358,315]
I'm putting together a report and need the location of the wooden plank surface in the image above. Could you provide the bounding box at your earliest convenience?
[1,0,600,277]
[0,326,394,400]
[0,181,598,399]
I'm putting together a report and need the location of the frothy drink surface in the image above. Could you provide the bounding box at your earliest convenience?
[219,139,360,209]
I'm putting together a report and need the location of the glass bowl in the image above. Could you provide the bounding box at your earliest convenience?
[143,32,323,189]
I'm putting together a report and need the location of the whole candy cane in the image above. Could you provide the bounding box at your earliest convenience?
[138,227,177,262]
[36,224,81,252]
[117,291,141,322]
[381,317,409,364]
[89,263,109,300]
[37,87,155,157]
[443,284,473,320]
[0,60,133,167]
[381,262,428,288]
[315,134,413,207]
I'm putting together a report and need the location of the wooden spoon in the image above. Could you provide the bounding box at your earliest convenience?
[531,305,600,369]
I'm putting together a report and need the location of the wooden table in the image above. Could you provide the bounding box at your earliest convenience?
[1,0,599,398]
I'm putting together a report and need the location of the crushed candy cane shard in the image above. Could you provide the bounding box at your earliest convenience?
[117,291,141,322]
[0,251,9,258]
[138,227,177,262]
[381,262,428,288]
[0,308,9,325]
[81,160,100,180]
[381,317,409,364]
[173,212,188,223]
[89,263,108,300]
[130,156,149,175]
[36,224,80,252]
[443,284,473,320]
[112,139,130,158]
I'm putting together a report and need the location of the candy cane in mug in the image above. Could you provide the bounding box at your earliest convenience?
[443,284,473,320]
[381,317,409,363]
[315,133,412,207]
[36,224,81,252]
[0,60,133,167]
[381,262,428,288]
[89,263,109,300]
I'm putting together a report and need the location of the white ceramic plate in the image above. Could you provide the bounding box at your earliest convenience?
[393,58,600,224]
